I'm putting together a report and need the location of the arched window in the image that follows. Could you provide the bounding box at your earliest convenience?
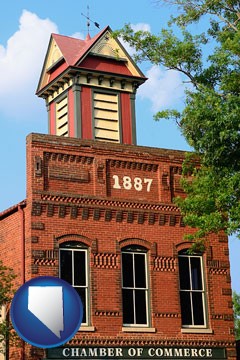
[59,241,89,325]
[178,249,207,328]
[121,245,149,327]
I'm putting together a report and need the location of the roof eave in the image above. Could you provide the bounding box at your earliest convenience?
[0,200,26,220]
[36,65,147,98]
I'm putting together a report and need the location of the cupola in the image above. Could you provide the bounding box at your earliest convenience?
[36,26,146,145]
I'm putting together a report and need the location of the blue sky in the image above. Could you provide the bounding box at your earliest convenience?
[0,0,239,293]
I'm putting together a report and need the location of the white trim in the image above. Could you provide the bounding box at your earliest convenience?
[181,328,213,334]
[79,326,95,332]
[179,253,207,327]
[122,327,156,333]
[59,247,90,326]
[122,250,149,326]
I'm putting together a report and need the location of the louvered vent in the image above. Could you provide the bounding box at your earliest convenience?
[93,92,120,142]
[56,96,68,136]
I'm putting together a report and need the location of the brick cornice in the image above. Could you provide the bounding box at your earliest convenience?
[27,133,191,165]
[39,193,180,212]
[31,198,185,227]
[108,159,158,172]
[68,337,236,348]
[44,151,94,164]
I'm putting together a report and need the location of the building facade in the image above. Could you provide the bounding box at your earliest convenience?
[0,26,237,360]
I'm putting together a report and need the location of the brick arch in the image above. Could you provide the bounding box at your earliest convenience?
[118,237,151,251]
[175,241,193,253]
[175,241,207,255]
[55,234,93,248]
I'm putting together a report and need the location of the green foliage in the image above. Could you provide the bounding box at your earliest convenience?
[233,291,240,339]
[114,0,240,244]
[0,260,17,353]
[0,260,16,305]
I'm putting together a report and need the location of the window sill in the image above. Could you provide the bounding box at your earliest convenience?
[122,327,156,333]
[181,328,213,334]
[79,326,95,332]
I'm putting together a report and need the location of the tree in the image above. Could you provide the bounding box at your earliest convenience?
[114,0,240,247]
[0,260,16,353]
[233,291,240,339]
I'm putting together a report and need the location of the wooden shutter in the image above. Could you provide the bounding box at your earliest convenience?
[93,92,120,142]
[56,96,68,136]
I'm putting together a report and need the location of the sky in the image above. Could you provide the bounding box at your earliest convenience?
[0,0,239,294]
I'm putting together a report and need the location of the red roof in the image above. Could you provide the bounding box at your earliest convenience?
[51,26,109,66]
[36,25,146,95]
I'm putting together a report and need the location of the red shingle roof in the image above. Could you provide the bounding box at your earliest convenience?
[51,26,109,66]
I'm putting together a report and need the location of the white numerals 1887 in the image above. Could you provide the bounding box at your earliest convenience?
[112,175,153,192]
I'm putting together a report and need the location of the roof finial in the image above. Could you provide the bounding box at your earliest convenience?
[81,5,100,39]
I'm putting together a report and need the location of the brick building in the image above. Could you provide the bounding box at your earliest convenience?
[0,26,236,360]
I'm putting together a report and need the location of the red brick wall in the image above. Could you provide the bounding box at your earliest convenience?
[0,133,236,359]
[27,135,235,338]
[0,208,23,290]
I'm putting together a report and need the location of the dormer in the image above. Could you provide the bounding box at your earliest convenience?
[36,26,146,145]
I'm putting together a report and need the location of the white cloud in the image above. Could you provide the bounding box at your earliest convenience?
[0,10,58,120]
[0,15,185,123]
[71,32,85,40]
[138,65,185,112]
[130,23,151,32]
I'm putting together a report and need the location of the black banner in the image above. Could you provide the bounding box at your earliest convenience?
[46,346,226,359]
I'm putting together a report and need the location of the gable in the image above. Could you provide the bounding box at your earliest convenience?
[86,29,144,78]
[47,38,63,69]
[36,26,146,95]
[37,37,66,93]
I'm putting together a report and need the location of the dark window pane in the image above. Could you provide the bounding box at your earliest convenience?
[179,257,190,290]
[122,289,134,324]
[75,287,86,324]
[180,291,192,325]
[192,292,204,325]
[134,254,146,288]
[122,253,133,287]
[60,250,72,284]
[74,251,86,286]
[191,257,202,290]
[135,290,147,324]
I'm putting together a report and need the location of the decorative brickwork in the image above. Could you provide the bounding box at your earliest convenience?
[153,256,176,272]
[153,312,180,318]
[208,259,230,274]
[95,311,120,317]
[33,249,58,267]
[67,337,236,348]
[40,194,180,212]
[222,288,232,296]
[211,314,234,321]
[94,253,118,269]
[108,159,158,172]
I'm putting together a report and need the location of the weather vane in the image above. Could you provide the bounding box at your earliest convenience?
[81,5,100,35]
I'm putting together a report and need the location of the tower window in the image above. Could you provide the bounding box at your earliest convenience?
[56,95,68,136]
[178,250,207,327]
[93,91,120,143]
[59,242,89,325]
[121,246,149,326]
